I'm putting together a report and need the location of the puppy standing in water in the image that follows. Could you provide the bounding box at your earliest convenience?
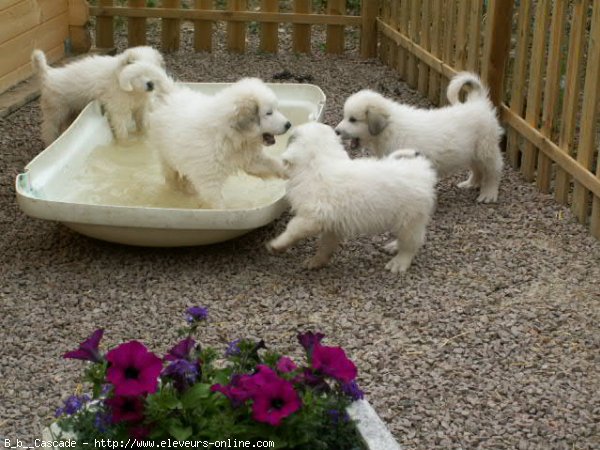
[147,78,291,209]
[335,72,504,203]
[267,122,437,274]
[31,46,168,145]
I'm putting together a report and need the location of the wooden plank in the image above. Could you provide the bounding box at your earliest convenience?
[88,6,363,26]
[194,0,212,52]
[572,2,600,223]
[0,0,25,12]
[326,0,345,54]
[406,0,419,88]
[482,0,515,107]
[260,0,278,53]
[501,105,600,200]
[162,0,181,52]
[466,0,482,72]
[440,0,456,104]
[592,196,600,239]
[454,0,468,70]
[292,0,311,53]
[0,16,66,93]
[520,0,551,182]
[555,0,590,205]
[227,0,246,53]
[379,0,392,68]
[417,0,431,94]
[505,0,532,168]
[360,0,378,58]
[96,0,114,49]
[68,0,87,26]
[0,0,67,44]
[536,0,567,193]
[0,11,68,77]
[428,0,442,103]
[393,0,405,80]
[128,0,146,46]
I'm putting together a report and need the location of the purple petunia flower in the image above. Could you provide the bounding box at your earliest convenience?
[105,395,145,424]
[328,409,350,425]
[297,331,325,355]
[250,369,302,426]
[341,380,364,401]
[164,337,196,362]
[55,394,90,417]
[311,344,357,383]
[93,411,111,433]
[225,339,241,357]
[186,306,208,324]
[105,341,163,396]
[162,359,200,391]
[63,329,104,363]
[276,356,298,374]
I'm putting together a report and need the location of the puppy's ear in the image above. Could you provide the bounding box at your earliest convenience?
[118,70,134,92]
[366,106,389,136]
[232,97,260,132]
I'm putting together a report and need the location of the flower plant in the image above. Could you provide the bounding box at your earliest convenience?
[52,307,367,449]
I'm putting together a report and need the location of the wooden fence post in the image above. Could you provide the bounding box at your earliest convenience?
[360,0,378,58]
[482,0,516,107]
[68,0,91,54]
[128,0,147,47]
[96,0,114,49]
[227,0,247,53]
[194,0,213,52]
[162,0,181,52]
[326,0,346,54]
[293,0,312,53]
[260,0,279,53]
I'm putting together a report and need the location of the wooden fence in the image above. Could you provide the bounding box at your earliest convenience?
[88,0,378,57]
[378,0,600,239]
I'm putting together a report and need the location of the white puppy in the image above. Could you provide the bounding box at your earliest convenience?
[335,72,504,203]
[267,122,437,274]
[147,78,291,209]
[32,46,167,145]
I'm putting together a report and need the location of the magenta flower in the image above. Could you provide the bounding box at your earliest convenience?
[105,396,145,423]
[164,337,196,362]
[211,374,256,406]
[106,341,163,396]
[129,425,150,439]
[251,376,301,426]
[311,344,357,383]
[297,331,325,356]
[276,356,298,374]
[63,329,104,363]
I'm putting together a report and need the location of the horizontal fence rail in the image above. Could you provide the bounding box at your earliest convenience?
[88,0,378,57]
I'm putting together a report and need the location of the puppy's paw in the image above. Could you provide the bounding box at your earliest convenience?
[458,179,478,189]
[383,240,398,254]
[303,255,330,270]
[385,255,412,274]
[266,240,287,254]
[476,190,498,203]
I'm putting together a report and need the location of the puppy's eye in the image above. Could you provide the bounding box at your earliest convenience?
[266,111,273,116]
[349,117,357,123]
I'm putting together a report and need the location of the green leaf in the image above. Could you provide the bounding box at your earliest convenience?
[168,423,193,441]
[181,383,212,409]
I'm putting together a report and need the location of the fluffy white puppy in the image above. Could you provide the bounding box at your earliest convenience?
[31,46,167,145]
[335,72,504,203]
[147,78,291,209]
[267,122,437,274]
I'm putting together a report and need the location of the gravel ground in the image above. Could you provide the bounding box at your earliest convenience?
[1,24,599,450]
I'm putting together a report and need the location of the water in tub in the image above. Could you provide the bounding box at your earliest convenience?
[64,106,310,209]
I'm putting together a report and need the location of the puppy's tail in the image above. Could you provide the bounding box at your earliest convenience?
[31,49,49,76]
[446,72,488,105]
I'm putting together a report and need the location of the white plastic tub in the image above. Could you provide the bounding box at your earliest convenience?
[15,83,325,246]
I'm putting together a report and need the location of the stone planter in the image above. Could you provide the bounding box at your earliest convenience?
[43,400,401,450]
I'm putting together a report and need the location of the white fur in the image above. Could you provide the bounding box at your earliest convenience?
[31,46,169,145]
[147,78,291,209]
[267,122,437,274]
[335,71,504,203]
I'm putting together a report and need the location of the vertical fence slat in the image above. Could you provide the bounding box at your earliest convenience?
[360,0,378,58]
[467,0,482,73]
[194,0,213,52]
[161,0,181,52]
[572,3,600,224]
[418,0,431,94]
[427,0,442,103]
[128,0,147,47]
[227,0,247,53]
[260,0,278,53]
[385,0,397,74]
[398,0,410,80]
[406,0,420,88]
[96,0,114,49]
[293,0,311,53]
[505,0,532,169]
[440,0,456,104]
[520,0,551,182]
[536,0,568,193]
[555,0,590,205]
[326,0,346,54]
[454,0,469,70]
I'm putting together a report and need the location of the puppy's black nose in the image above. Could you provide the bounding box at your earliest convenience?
[284,121,292,130]
[334,129,341,136]
[146,81,154,91]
